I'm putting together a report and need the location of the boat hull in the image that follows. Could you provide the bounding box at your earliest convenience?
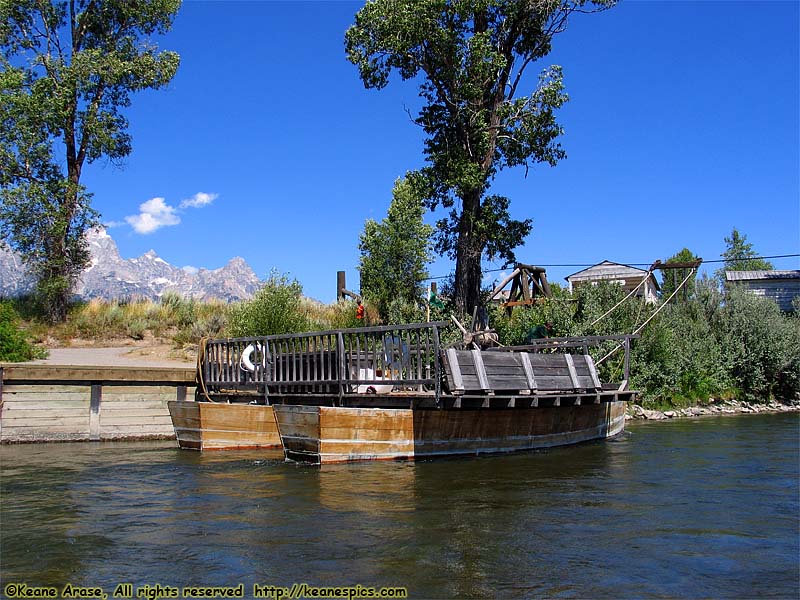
[272,401,626,464]
[167,401,281,450]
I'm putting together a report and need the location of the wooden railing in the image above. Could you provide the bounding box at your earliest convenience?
[491,334,640,381]
[199,322,447,403]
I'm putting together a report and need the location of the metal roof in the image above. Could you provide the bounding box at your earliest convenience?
[725,270,800,281]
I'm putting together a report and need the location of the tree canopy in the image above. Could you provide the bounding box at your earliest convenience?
[346,0,615,315]
[358,177,433,321]
[715,227,773,283]
[661,248,701,301]
[0,0,180,321]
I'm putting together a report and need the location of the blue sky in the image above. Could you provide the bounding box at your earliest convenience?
[84,0,800,302]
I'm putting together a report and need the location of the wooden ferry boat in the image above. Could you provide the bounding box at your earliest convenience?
[168,322,636,462]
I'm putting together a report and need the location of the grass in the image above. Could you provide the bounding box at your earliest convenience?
[8,293,371,353]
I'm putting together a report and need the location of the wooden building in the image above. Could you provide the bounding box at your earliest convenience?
[725,270,800,312]
[565,260,659,304]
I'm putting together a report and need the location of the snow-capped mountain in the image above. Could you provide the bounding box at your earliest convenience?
[0,228,261,302]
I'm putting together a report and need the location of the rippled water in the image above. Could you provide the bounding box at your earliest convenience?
[1,413,798,598]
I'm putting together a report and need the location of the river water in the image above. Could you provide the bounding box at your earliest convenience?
[1,413,798,599]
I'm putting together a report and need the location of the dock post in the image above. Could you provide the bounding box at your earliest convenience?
[623,336,631,382]
[336,332,346,405]
[337,271,346,302]
[433,325,441,407]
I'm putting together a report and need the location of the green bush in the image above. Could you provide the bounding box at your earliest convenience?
[227,274,310,337]
[631,299,729,407]
[713,286,800,401]
[486,277,799,405]
[0,302,47,362]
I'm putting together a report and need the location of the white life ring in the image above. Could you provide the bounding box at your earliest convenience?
[240,343,266,372]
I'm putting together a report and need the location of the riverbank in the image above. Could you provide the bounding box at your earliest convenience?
[627,397,800,421]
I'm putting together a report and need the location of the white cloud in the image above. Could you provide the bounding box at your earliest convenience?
[182,266,199,275]
[180,192,218,209]
[103,220,125,229]
[125,197,181,234]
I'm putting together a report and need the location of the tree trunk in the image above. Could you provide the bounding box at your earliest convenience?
[453,189,483,316]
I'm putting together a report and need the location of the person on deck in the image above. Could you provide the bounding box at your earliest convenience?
[356,299,365,321]
[525,322,553,344]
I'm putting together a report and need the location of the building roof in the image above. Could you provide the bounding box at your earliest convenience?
[566,259,659,279]
[725,270,800,282]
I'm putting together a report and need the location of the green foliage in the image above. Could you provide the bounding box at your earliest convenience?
[385,297,427,326]
[227,274,310,337]
[0,0,181,322]
[346,0,615,314]
[486,275,799,405]
[714,286,800,401]
[714,227,774,283]
[0,301,46,362]
[358,177,433,321]
[630,290,729,406]
[660,248,701,301]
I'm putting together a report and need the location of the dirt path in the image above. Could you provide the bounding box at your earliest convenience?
[23,344,195,369]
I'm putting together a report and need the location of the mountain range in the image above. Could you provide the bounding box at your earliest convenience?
[0,228,261,302]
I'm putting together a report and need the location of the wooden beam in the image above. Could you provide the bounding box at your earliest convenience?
[519,352,537,392]
[471,349,490,392]
[446,348,465,393]
[564,354,580,390]
[89,384,101,441]
[0,364,196,383]
[585,355,602,390]
[489,268,520,300]
[520,270,531,301]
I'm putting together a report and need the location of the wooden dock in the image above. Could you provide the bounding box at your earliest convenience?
[0,364,195,443]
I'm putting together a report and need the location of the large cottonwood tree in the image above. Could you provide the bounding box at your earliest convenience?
[346,0,614,314]
[0,0,180,321]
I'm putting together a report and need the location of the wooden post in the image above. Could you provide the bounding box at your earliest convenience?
[337,271,346,302]
[89,383,102,441]
[426,283,431,323]
[433,324,441,407]
[623,336,631,382]
[336,332,346,405]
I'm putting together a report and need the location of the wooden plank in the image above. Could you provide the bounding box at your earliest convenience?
[99,413,172,427]
[585,355,602,389]
[2,399,92,410]
[2,384,92,394]
[520,352,537,391]
[471,349,490,391]
[0,364,195,383]
[320,427,413,442]
[1,415,90,426]
[564,354,580,389]
[445,348,464,393]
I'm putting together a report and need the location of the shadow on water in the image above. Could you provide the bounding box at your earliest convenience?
[1,414,798,598]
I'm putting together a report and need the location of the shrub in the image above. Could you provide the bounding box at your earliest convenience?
[713,286,800,401]
[227,274,310,337]
[0,302,47,362]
